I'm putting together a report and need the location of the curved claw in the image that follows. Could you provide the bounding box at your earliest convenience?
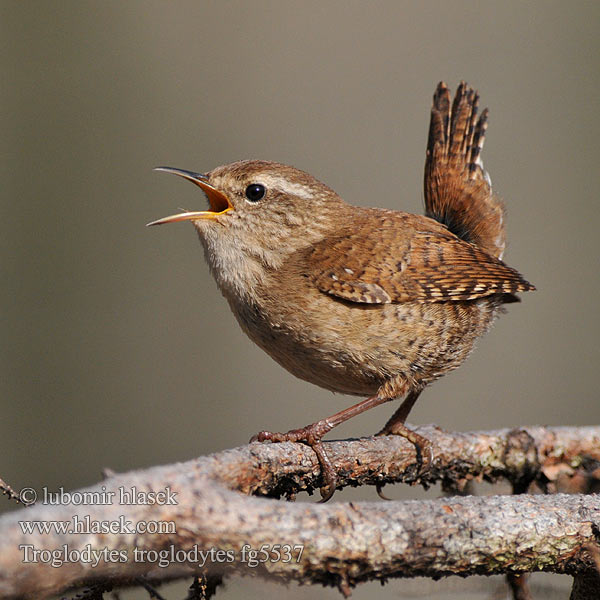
[415,438,434,476]
[376,423,434,483]
[311,441,338,502]
[249,428,339,502]
[376,482,393,501]
[318,486,335,503]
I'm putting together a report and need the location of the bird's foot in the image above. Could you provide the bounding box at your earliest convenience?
[375,422,434,482]
[250,420,337,502]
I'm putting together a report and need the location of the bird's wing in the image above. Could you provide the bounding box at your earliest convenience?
[305,215,534,305]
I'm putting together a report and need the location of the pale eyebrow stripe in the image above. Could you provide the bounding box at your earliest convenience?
[265,177,314,200]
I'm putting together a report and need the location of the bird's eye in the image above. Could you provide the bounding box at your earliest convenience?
[245,183,266,202]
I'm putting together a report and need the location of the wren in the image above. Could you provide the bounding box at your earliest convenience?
[149,82,534,500]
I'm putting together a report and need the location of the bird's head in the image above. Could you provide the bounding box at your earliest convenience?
[149,160,345,239]
[148,160,348,294]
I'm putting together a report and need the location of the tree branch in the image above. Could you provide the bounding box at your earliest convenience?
[1,425,599,598]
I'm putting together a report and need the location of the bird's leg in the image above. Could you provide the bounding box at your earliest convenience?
[376,389,433,475]
[378,389,421,430]
[251,394,392,501]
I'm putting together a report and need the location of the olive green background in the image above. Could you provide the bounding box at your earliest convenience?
[2,1,599,598]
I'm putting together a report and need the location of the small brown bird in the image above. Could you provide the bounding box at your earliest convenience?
[149,82,534,500]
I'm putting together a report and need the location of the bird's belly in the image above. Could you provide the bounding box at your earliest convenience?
[228,288,500,398]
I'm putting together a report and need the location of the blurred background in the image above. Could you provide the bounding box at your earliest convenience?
[2,1,599,598]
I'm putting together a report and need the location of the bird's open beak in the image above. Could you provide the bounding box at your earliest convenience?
[147,167,233,226]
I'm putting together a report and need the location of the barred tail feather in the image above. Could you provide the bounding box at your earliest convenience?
[424,82,506,260]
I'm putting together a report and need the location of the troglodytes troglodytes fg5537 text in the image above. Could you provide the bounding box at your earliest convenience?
[149,82,535,500]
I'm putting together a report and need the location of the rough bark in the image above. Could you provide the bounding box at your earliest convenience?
[0,425,599,599]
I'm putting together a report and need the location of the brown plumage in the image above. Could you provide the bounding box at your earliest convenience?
[307,213,529,304]
[425,81,506,259]
[149,82,535,500]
